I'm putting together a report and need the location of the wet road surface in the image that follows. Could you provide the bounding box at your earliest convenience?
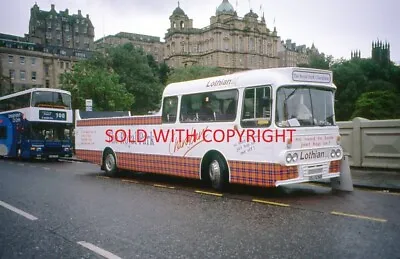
[0,158,399,259]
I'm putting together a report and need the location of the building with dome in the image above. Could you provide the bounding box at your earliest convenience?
[94,0,321,73]
[163,0,280,73]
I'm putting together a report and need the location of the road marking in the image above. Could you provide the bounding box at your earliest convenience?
[195,190,223,197]
[77,241,122,259]
[331,211,387,223]
[29,165,37,168]
[252,199,290,207]
[97,176,110,179]
[376,190,400,196]
[18,163,25,166]
[0,200,38,221]
[43,167,50,170]
[122,179,139,184]
[154,184,175,189]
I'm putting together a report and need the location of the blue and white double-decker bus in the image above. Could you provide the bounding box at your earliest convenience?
[0,88,73,160]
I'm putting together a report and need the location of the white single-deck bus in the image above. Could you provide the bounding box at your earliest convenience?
[0,88,73,159]
[74,67,343,190]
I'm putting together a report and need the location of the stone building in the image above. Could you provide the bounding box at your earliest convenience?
[278,39,320,67]
[27,3,95,51]
[163,0,280,73]
[94,32,164,62]
[0,33,94,96]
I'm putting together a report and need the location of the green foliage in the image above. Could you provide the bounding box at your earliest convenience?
[60,43,167,114]
[60,61,134,111]
[351,89,400,119]
[166,65,226,84]
[298,53,333,69]
[107,43,165,114]
[331,57,400,121]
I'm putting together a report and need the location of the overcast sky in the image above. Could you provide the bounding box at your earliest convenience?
[1,0,399,62]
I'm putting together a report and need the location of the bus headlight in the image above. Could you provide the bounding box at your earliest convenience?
[336,149,341,157]
[292,153,298,162]
[331,149,336,157]
[286,153,293,163]
[64,147,70,152]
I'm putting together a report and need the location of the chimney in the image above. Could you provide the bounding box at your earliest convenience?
[78,10,81,16]
[86,14,89,19]
[51,4,55,10]
[65,8,69,15]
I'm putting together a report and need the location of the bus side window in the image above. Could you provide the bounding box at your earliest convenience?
[241,86,271,127]
[0,126,7,139]
[162,96,178,123]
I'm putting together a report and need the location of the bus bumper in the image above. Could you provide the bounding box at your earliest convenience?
[275,172,340,187]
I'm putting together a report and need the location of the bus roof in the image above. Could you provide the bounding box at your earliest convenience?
[163,67,335,97]
[0,88,71,100]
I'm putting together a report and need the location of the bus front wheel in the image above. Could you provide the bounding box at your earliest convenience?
[103,150,118,177]
[208,155,228,191]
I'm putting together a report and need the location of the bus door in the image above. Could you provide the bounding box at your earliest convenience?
[0,115,14,157]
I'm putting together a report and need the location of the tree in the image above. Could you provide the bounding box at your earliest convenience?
[298,53,333,69]
[107,43,164,114]
[351,89,400,119]
[166,65,226,84]
[60,61,134,111]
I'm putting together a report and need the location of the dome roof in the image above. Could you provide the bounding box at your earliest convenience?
[172,5,185,16]
[216,0,235,15]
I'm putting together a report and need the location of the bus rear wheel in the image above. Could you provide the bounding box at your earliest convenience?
[103,150,118,177]
[208,154,228,191]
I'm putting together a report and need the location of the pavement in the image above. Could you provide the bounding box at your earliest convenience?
[62,155,400,192]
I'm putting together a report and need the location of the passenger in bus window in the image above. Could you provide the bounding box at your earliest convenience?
[199,96,214,121]
[225,99,236,120]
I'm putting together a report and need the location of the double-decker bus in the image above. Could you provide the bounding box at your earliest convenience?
[0,88,73,160]
[74,67,343,190]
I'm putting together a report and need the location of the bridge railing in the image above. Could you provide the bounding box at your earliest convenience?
[338,118,400,169]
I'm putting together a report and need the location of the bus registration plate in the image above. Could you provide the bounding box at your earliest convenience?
[309,174,322,181]
[49,155,58,158]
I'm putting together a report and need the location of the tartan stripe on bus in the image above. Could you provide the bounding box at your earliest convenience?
[75,149,102,165]
[228,161,298,187]
[75,149,303,187]
[116,152,200,179]
[76,116,162,127]
[329,159,341,173]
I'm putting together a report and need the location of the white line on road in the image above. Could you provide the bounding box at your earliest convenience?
[43,167,50,170]
[0,200,38,221]
[77,241,122,259]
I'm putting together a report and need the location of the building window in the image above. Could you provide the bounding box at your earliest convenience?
[9,69,15,79]
[44,65,49,76]
[75,27,79,33]
[20,56,25,64]
[66,62,69,69]
[32,71,37,81]
[20,71,26,80]
[31,57,36,65]
[60,61,64,69]
[45,80,50,88]
[8,55,13,63]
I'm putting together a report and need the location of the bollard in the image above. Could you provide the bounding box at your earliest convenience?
[331,155,354,192]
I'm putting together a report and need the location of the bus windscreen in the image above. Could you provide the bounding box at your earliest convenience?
[275,86,335,127]
[31,91,71,109]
